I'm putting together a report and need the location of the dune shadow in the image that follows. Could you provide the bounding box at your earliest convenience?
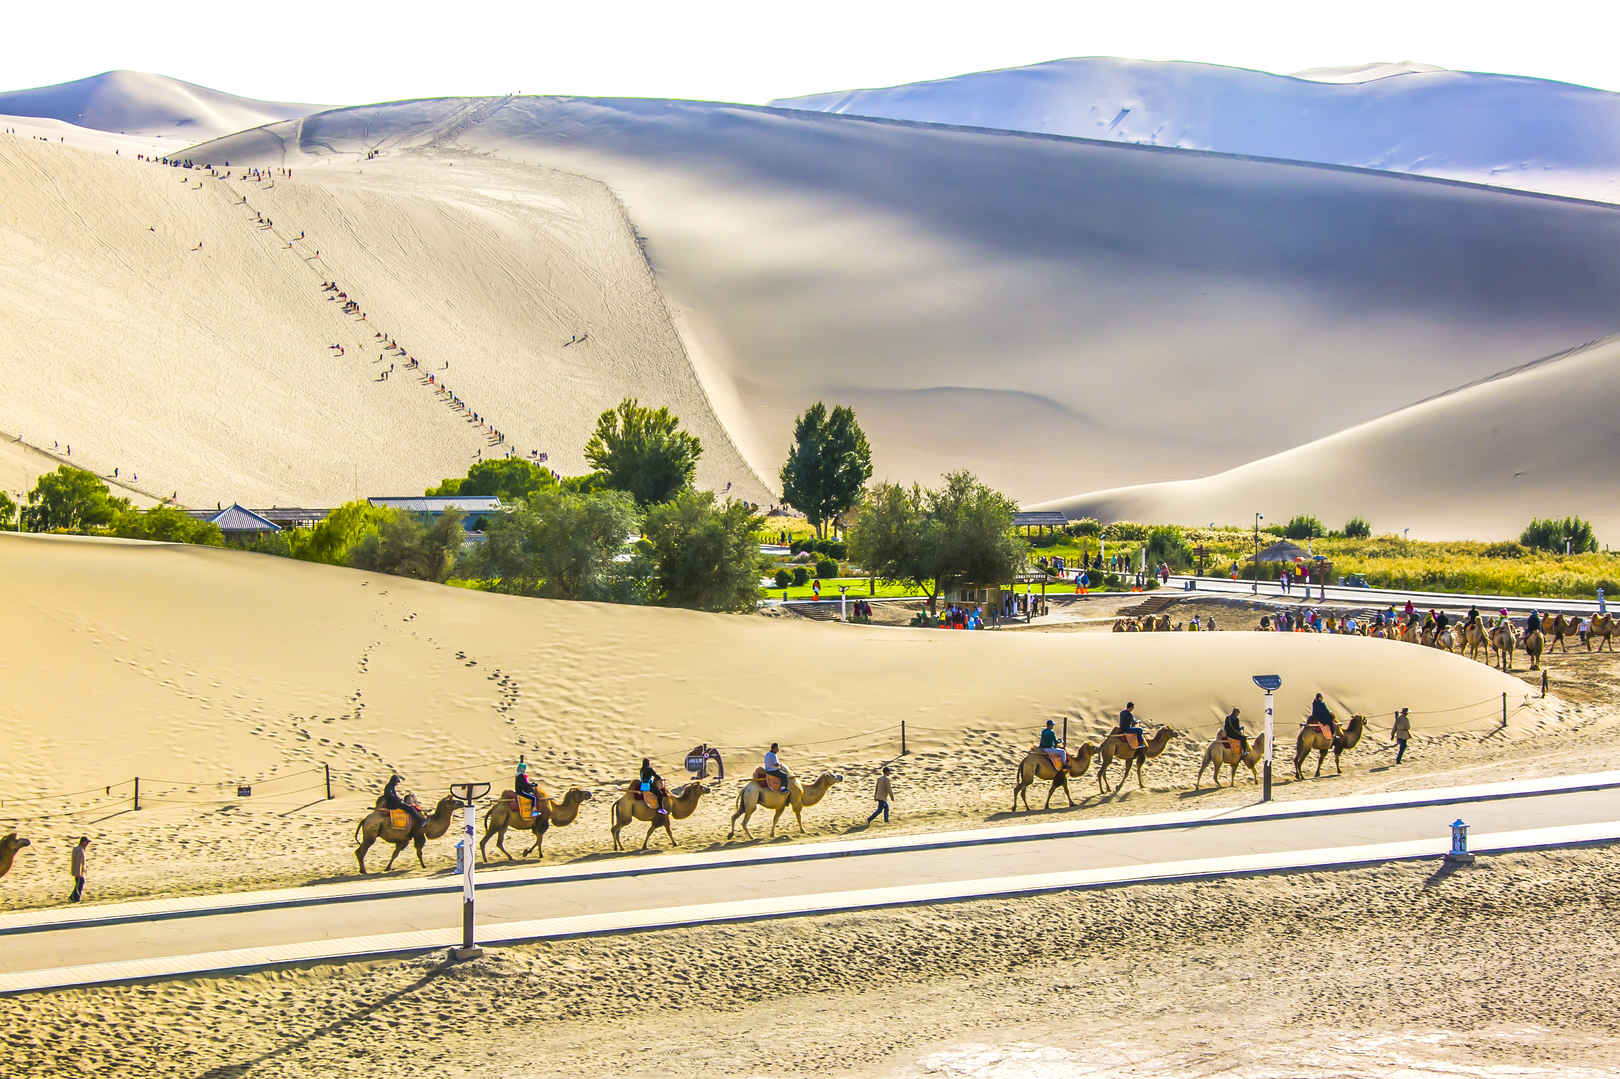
[196,958,454,1078]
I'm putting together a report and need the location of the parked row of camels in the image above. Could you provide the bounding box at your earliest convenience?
[352,769,846,873]
[1011,714,1367,812]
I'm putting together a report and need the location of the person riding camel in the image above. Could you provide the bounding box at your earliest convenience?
[1435,609,1450,635]
[1308,693,1340,739]
[1466,605,1480,627]
[1525,609,1541,641]
[382,773,425,830]
[1223,707,1250,756]
[514,761,541,817]
[763,742,790,792]
[1039,719,1067,770]
[638,757,668,815]
[1115,702,1145,750]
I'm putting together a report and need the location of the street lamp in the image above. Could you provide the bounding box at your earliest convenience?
[1252,512,1263,594]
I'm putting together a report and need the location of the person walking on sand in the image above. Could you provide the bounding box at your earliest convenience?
[69,836,89,902]
[1390,708,1412,764]
[867,766,893,824]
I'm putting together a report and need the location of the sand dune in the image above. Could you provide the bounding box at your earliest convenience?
[0,133,767,505]
[774,57,1620,203]
[186,95,1620,503]
[0,532,1528,799]
[1034,334,1620,539]
[0,70,317,141]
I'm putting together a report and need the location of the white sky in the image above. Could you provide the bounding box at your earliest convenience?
[8,0,1620,104]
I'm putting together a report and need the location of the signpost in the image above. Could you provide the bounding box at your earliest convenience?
[448,781,490,960]
[839,585,849,623]
[1251,675,1281,801]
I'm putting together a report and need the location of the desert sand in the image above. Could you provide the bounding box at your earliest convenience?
[775,56,1620,203]
[0,70,317,141]
[1037,332,1620,538]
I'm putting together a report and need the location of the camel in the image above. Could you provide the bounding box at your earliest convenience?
[1096,727,1179,793]
[1398,621,1421,644]
[610,781,712,850]
[1155,614,1172,632]
[1111,618,1129,632]
[1489,622,1516,671]
[1524,627,1545,671]
[479,787,593,861]
[354,794,459,873]
[0,833,29,879]
[1590,613,1615,652]
[1012,744,1099,811]
[729,771,844,839]
[1194,731,1266,789]
[1461,620,1491,661]
[1293,714,1367,779]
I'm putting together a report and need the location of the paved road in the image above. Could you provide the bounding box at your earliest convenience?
[1167,574,1604,616]
[4,776,1617,982]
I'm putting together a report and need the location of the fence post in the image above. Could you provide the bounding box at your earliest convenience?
[324,763,333,800]
[1502,692,1507,728]
[133,776,140,811]
[1541,670,1548,699]
[900,721,907,756]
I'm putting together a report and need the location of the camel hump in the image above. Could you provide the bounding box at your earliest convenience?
[752,766,767,781]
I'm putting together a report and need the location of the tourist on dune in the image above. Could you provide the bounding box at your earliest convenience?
[763,743,790,790]
[1039,719,1067,771]
[1114,702,1145,745]
[638,758,668,815]
[68,836,89,903]
[514,761,540,817]
[867,767,893,825]
[1223,707,1250,756]
[1309,693,1340,739]
[1391,708,1412,764]
[381,773,425,830]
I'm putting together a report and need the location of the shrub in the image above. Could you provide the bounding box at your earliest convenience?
[1283,515,1326,540]
[1103,521,1149,541]
[1521,516,1598,554]
[773,568,792,589]
[1067,517,1102,537]
[1143,525,1193,571]
[789,538,811,555]
[1029,532,1058,548]
[816,557,839,579]
[1343,516,1371,539]
[792,566,810,586]
[1481,541,1527,559]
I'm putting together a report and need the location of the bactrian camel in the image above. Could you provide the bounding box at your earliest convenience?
[480,787,593,862]
[1293,714,1367,779]
[729,771,844,839]
[354,794,459,873]
[610,781,712,850]
[1194,731,1266,790]
[1097,727,1178,793]
[1590,613,1615,652]
[1461,621,1491,662]
[1524,627,1545,671]
[1489,622,1516,671]
[1012,743,1098,811]
[0,833,29,879]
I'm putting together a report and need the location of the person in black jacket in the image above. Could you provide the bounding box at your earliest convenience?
[1308,693,1339,739]
[1222,708,1250,756]
[382,773,425,830]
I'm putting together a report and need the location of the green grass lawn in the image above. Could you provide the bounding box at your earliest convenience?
[762,576,918,600]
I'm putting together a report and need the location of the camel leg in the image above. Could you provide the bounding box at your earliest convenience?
[611,814,624,852]
[1013,778,1028,813]
[355,834,373,874]
[664,815,677,847]
[642,818,659,849]
[1062,776,1074,807]
[384,838,406,871]
[769,803,787,837]
[793,804,805,834]
[1097,759,1112,794]
[1135,755,1146,790]
[1314,750,1325,779]
[413,834,427,868]
[1194,758,1207,791]
[1334,749,1343,775]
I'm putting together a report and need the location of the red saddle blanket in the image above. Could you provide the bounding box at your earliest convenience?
[750,766,785,792]
[1307,722,1333,740]
[1117,732,1142,751]
[1220,738,1242,755]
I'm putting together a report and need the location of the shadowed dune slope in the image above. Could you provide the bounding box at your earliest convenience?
[774,56,1620,203]
[1034,335,1620,540]
[0,134,767,505]
[0,70,318,140]
[0,533,1528,796]
[190,96,1620,501]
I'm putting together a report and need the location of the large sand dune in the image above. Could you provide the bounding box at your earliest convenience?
[0,70,317,140]
[775,56,1620,203]
[0,133,767,505]
[1035,334,1620,539]
[185,95,1620,504]
[0,532,1527,798]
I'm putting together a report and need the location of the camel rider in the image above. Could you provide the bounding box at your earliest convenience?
[382,773,425,830]
[1435,610,1450,635]
[639,757,668,815]
[1309,693,1340,739]
[1525,610,1540,640]
[514,762,541,817]
[1039,719,1067,770]
[1115,702,1145,748]
[1466,605,1479,628]
[1222,708,1250,756]
[763,742,790,791]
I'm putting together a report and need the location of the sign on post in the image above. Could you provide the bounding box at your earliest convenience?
[448,781,490,960]
[1251,675,1281,802]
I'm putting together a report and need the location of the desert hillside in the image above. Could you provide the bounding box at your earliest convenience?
[0,133,768,505]
[1035,334,1620,539]
[0,70,317,140]
[775,56,1620,203]
[186,95,1620,505]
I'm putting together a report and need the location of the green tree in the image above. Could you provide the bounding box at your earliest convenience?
[425,458,557,502]
[249,500,398,563]
[349,509,465,582]
[1521,515,1598,554]
[848,471,1024,612]
[1283,514,1326,540]
[1343,516,1372,539]
[0,490,16,531]
[112,505,225,546]
[641,489,764,612]
[584,398,702,507]
[471,488,640,600]
[22,466,129,533]
[779,402,873,539]
[1143,525,1192,571]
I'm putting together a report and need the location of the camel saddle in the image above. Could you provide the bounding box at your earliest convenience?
[1220,737,1242,755]
[500,790,541,818]
[1117,732,1142,751]
[751,766,785,792]
[388,809,412,830]
[1306,722,1333,740]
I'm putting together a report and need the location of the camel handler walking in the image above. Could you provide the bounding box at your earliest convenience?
[1391,708,1412,765]
[69,836,89,903]
[867,767,893,825]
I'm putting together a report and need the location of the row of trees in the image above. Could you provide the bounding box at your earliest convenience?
[4,466,225,545]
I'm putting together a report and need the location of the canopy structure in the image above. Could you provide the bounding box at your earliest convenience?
[1251,539,1310,562]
